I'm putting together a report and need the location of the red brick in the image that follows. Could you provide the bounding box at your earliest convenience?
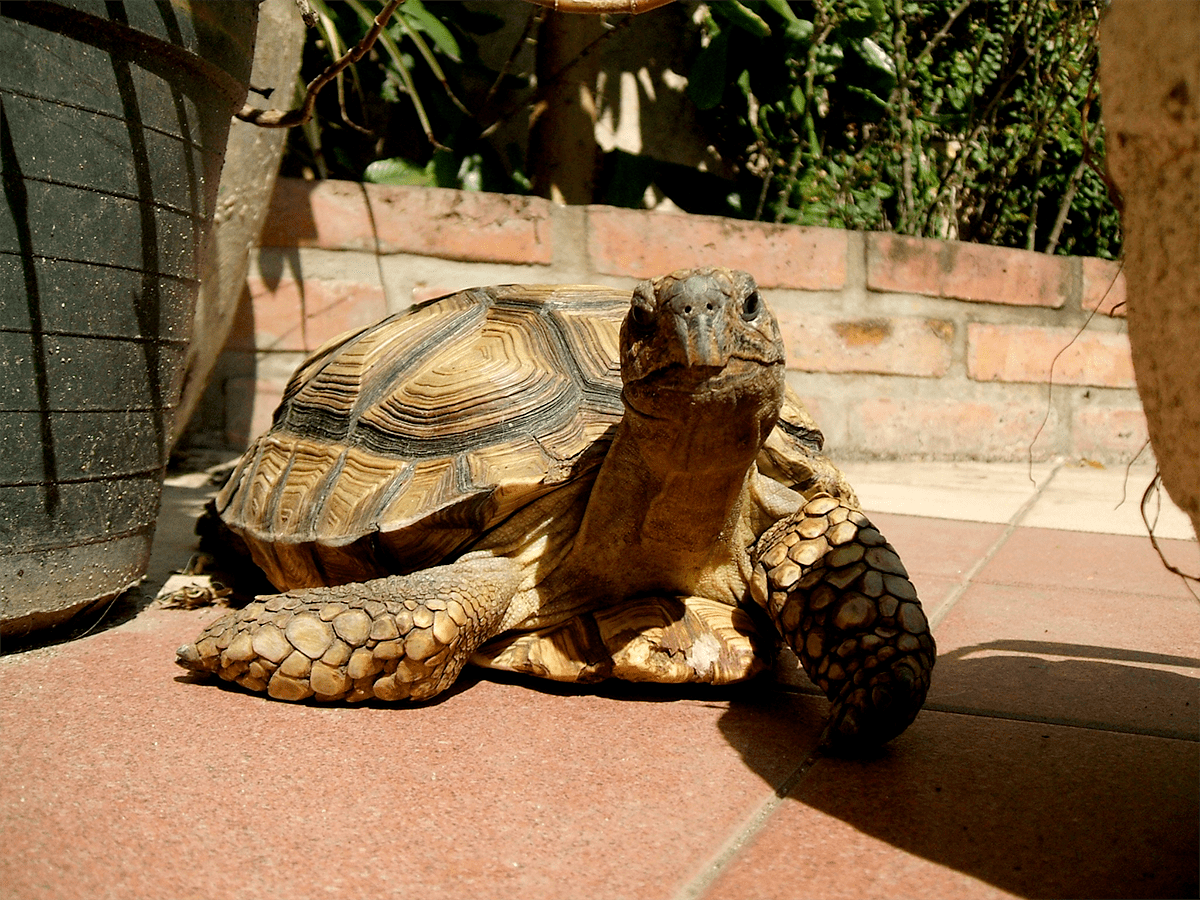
[968,323,1135,388]
[262,178,554,263]
[412,285,458,304]
[1072,404,1150,460]
[244,275,386,352]
[587,205,847,289]
[867,232,1070,307]
[218,352,304,448]
[777,311,954,377]
[854,396,1062,460]
[1081,256,1128,317]
[368,183,554,263]
[260,178,366,250]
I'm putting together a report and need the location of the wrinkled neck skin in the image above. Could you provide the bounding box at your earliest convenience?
[561,371,782,605]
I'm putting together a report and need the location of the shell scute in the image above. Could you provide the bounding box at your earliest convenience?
[218,285,629,589]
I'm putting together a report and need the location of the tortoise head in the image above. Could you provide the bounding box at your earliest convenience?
[619,267,786,465]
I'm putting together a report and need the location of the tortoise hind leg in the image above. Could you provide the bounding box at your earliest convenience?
[751,494,936,754]
[598,596,766,684]
[474,595,766,686]
[176,556,521,703]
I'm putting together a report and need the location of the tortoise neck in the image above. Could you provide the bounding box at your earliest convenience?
[569,406,766,595]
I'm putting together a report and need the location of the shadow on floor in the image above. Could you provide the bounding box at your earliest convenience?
[719,643,1200,899]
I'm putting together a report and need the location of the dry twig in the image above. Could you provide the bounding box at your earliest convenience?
[236,0,404,128]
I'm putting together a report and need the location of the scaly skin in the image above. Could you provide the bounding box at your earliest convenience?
[177,491,936,755]
[177,559,519,702]
[750,493,935,754]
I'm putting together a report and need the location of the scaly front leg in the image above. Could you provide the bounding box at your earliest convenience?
[751,494,935,753]
[176,556,521,703]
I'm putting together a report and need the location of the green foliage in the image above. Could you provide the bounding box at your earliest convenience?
[700,0,1120,257]
[282,1,1120,259]
[281,0,532,194]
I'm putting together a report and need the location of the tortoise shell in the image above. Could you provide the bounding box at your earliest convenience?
[217,283,832,591]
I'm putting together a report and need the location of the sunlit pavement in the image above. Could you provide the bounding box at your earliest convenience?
[2,460,1196,899]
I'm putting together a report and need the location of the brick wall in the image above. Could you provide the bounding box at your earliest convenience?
[183,177,1142,463]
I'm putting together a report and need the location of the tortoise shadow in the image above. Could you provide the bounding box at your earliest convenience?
[173,654,762,709]
[173,663,485,709]
[717,640,1200,899]
[472,663,777,704]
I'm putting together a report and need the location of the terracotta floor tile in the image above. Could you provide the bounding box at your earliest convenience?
[930,579,1199,736]
[0,606,827,900]
[976,526,1199,598]
[937,576,1200,661]
[5,469,1197,900]
[698,710,1198,900]
[864,512,1006,582]
[863,512,1006,622]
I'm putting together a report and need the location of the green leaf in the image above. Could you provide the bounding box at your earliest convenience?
[844,85,889,122]
[431,150,460,188]
[862,0,887,25]
[814,42,844,77]
[712,1,771,38]
[688,30,730,110]
[363,157,436,186]
[789,85,806,116]
[399,0,461,61]
[855,37,896,81]
[762,0,801,25]
[784,18,814,45]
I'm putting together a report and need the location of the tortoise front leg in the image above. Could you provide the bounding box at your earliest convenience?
[750,494,935,754]
[176,556,521,703]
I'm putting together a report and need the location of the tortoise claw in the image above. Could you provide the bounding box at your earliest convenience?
[176,558,520,703]
[175,642,205,669]
[818,655,929,756]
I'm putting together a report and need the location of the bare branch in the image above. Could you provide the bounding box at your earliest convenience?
[1142,474,1200,586]
[1044,95,1101,253]
[523,0,675,13]
[236,0,404,129]
[912,0,973,69]
[483,5,541,115]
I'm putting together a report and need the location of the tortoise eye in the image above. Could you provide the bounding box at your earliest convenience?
[628,302,654,334]
[741,290,762,320]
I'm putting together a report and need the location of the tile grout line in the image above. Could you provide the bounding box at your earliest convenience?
[919,701,1200,743]
[925,460,1065,631]
[671,746,825,900]
[771,684,1200,743]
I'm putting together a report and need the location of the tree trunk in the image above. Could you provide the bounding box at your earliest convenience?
[528,12,604,204]
[1099,1,1200,542]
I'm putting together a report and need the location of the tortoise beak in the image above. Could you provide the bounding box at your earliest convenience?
[674,309,724,367]
[664,271,734,368]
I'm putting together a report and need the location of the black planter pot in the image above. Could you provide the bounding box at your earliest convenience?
[0,2,257,637]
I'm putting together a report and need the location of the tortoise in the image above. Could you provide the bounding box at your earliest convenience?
[177,267,935,751]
